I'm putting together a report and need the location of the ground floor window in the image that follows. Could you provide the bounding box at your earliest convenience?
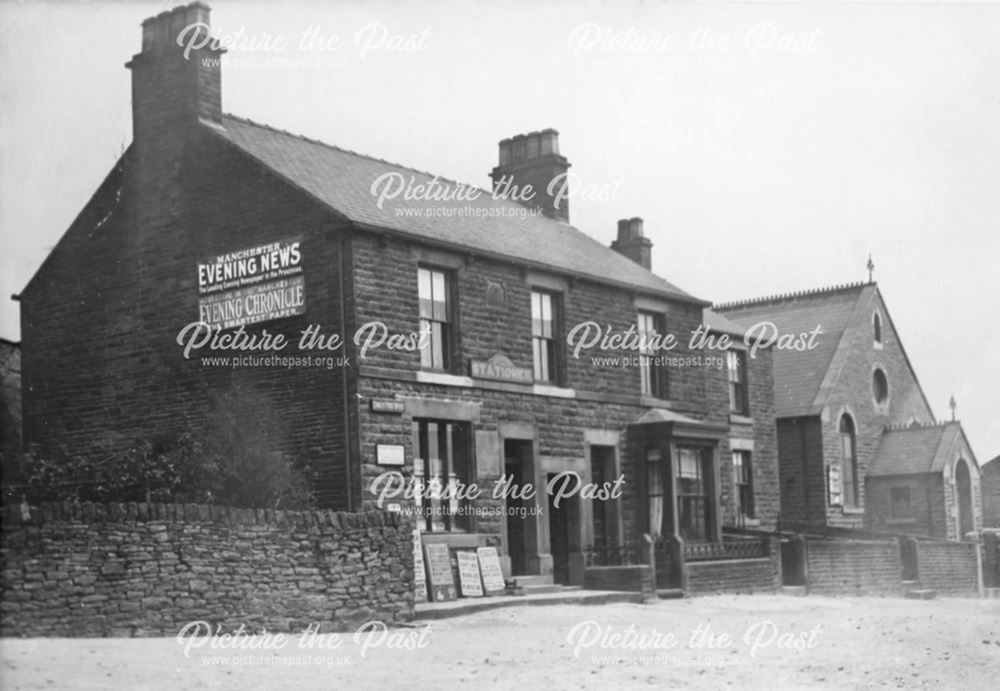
[411,420,472,532]
[677,447,713,542]
[591,445,616,547]
[890,486,912,519]
[732,450,755,521]
[646,448,666,538]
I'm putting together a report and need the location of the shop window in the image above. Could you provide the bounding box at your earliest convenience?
[411,420,472,532]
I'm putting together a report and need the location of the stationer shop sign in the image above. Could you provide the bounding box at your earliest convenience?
[197,236,306,329]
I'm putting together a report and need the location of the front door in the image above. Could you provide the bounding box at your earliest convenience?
[504,440,532,576]
[547,473,578,585]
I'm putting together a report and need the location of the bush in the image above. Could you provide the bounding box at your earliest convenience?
[19,386,314,509]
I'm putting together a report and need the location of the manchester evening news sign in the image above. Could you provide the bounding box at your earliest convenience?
[196,237,306,329]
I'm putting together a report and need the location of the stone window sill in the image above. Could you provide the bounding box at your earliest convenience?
[639,395,675,408]
[416,370,474,387]
[886,517,916,525]
[532,383,576,399]
[419,532,482,549]
[729,414,754,425]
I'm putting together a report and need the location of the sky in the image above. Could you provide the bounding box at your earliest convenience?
[1,0,998,462]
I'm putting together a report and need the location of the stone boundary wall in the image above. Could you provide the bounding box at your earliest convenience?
[915,540,980,595]
[1,502,414,637]
[804,539,902,595]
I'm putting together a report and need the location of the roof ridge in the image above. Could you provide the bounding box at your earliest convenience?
[883,419,956,432]
[221,113,497,198]
[713,281,874,311]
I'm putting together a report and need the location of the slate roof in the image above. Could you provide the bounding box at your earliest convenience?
[714,283,872,417]
[869,421,967,477]
[207,115,703,304]
[703,308,747,337]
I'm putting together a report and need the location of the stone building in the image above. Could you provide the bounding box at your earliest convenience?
[717,282,982,540]
[17,3,778,588]
[983,455,1000,529]
[0,338,21,493]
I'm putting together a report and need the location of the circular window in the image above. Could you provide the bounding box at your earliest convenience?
[873,369,889,404]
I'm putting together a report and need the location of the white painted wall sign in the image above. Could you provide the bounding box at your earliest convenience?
[376,444,406,466]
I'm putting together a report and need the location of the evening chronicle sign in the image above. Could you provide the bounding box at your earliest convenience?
[197,237,305,329]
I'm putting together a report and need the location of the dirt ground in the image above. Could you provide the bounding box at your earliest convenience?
[1,595,999,690]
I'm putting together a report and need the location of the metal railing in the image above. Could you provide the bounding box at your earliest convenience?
[583,541,638,567]
[683,536,769,561]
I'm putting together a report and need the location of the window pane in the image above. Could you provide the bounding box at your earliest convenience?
[419,318,433,368]
[647,457,664,537]
[431,270,448,321]
[418,268,433,318]
[531,292,541,335]
[432,322,445,369]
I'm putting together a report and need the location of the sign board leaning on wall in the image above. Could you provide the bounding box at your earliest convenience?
[423,543,457,602]
[457,551,484,597]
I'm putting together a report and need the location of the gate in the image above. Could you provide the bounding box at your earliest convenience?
[781,535,807,586]
[899,536,919,583]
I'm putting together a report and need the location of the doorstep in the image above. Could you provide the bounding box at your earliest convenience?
[413,589,643,620]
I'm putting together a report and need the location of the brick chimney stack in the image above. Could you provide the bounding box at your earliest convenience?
[123,3,224,245]
[490,129,571,222]
[611,217,652,270]
[125,2,225,149]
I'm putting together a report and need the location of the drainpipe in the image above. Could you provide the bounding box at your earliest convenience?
[800,421,809,524]
[338,231,355,511]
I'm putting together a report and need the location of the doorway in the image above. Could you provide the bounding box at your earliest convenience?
[547,473,579,585]
[504,439,534,576]
[956,458,974,538]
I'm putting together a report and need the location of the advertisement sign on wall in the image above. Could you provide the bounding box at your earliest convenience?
[197,237,305,329]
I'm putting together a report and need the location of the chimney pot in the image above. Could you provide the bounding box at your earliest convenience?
[628,217,644,239]
[526,133,540,160]
[539,129,559,156]
[498,140,512,166]
[186,2,211,28]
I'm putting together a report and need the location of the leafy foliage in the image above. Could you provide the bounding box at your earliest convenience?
[19,386,314,509]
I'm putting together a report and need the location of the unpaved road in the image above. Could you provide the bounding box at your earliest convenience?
[2,595,999,690]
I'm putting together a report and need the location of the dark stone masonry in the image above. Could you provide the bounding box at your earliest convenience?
[0,502,415,637]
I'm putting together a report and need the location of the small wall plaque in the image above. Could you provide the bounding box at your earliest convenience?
[376,444,405,466]
[370,399,405,414]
